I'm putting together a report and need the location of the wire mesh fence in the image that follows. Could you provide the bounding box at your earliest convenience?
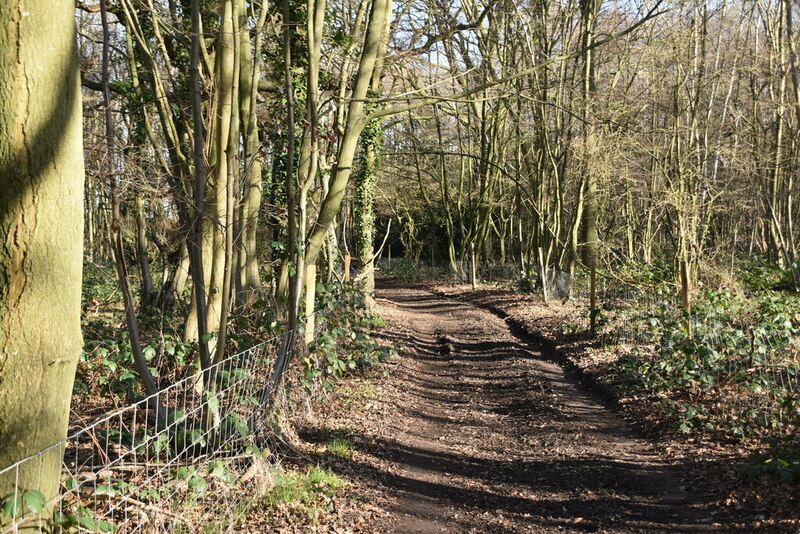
[0,321,319,533]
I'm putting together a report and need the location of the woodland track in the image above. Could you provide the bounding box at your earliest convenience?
[309,282,740,533]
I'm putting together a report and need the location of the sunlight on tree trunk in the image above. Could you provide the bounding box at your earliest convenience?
[0,0,84,509]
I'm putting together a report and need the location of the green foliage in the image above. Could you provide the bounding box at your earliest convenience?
[517,269,540,293]
[261,466,346,519]
[77,331,196,402]
[93,478,134,498]
[0,489,46,520]
[52,506,117,532]
[174,466,208,498]
[383,261,448,282]
[82,265,119,310]
[738,256,792,291]
[228,296,283,349]
[303,324,395,391]
[354,103,385,258]
[364,315,387,328]
[0,488,118,533]
[753,292,800,345]
[609,288,800,438]
[313,427,356,459]
[207,460,235,484]
[613,259,674,287]
[315,280,365,314]
[300,282,396,391]
[75,339,138,401]
[80,262,203,402]
[329,28,352,47]
[326,438,354,459]
[744,438,800,484]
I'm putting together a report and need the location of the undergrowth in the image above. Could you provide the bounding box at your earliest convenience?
[66,265,392,531]
[302,281,397,392]
[258,466,347,522]
[383,261,448,282]
[570,261,800,486]
[607,288,800,440]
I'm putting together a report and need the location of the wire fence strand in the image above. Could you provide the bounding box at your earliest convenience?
[0,314,328,534]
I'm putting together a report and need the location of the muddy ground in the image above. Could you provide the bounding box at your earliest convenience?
[290,282,797,533]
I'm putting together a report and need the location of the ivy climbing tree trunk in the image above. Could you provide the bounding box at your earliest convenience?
[353,0,392,312]
[0,0,85,511]
[354,120,382,310]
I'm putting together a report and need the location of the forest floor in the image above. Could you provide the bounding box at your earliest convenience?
[287,281,794,533]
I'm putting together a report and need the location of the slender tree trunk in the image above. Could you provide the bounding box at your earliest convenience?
[210,0,242,380]
[303,0,393,341]
[186,0,211,375]
[235,1,268,307]
[194,0,238,362]
[268,0,300,396]
[135,195,156,309]
[101,0,164,414]
[580,0,601,332]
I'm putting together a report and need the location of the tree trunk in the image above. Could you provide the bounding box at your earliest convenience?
[355,135,380,309]
[135,195,156,309]
[166,241,191,308]
[580,0,601,332]
[235,0,267,307]
[303,0,393,342]
[0,0,85,512]
[210,0,242,380]
[353,0,392,310]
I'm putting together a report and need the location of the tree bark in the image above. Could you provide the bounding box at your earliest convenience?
[0,0,85,510]
[135,195,156,309]
[303,0,393,342]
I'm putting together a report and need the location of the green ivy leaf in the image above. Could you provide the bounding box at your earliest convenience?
[204,391,220,418]
[22,489,46,514]
[142,346,156,362]
[99,519,117,532]
[1,494,22,518]
[77,515,99,530]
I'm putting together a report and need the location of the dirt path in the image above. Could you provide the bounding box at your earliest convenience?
[311,283,735,533]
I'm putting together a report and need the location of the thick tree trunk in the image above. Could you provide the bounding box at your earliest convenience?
[235,0,267,307]
[353,0,392,311]
[0,0,85,512]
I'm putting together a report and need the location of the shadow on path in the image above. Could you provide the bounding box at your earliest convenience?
[306,283,740,533]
